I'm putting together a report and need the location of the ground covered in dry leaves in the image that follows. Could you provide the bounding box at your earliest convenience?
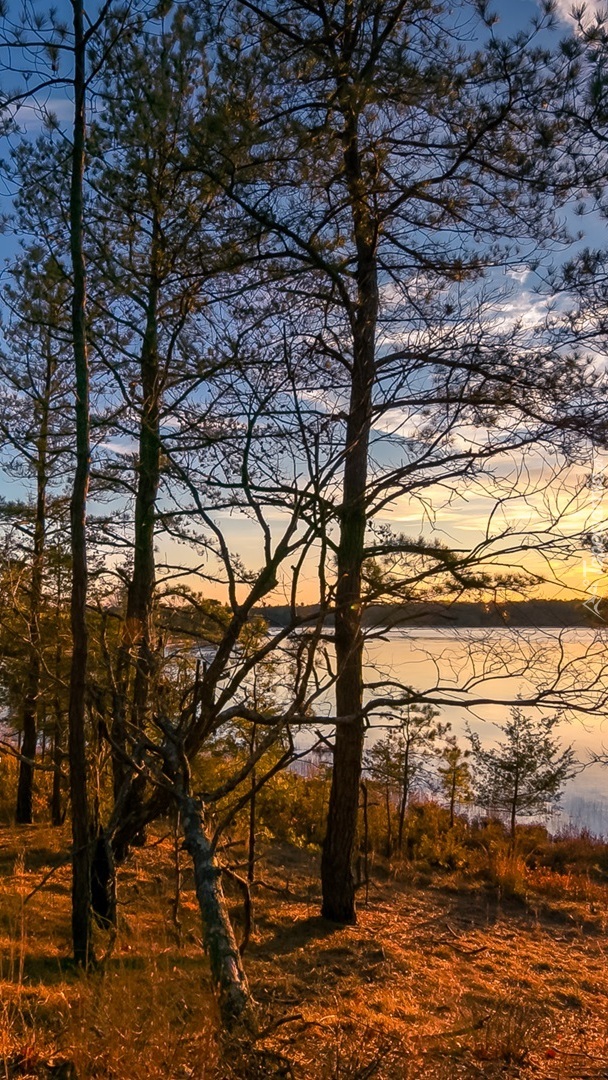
[0,826,606,1079]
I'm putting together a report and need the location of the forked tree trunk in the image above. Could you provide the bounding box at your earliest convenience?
[67,0,92,966]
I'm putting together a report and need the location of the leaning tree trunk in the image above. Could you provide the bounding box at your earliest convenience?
[180,793,254,1029]
[67,0,92,966]
[157,728,253,1029]
[107,563,284,882]
[320,106,378,924]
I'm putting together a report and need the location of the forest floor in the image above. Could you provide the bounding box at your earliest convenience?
[0,826,606,1079]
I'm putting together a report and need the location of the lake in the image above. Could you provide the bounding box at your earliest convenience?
[359,627,608,835]
[205,624,608,834]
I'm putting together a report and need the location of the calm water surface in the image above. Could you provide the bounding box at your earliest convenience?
[359,627,608,835]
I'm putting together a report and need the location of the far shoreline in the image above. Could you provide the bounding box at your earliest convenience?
[259,598,608,630]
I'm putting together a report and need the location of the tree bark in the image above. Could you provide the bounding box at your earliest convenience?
[51,713,65,827]
[15,336,53,824]
[397,742,410,854]
[449,774,456,830]
[247,725,257,884]
[360,780,369,905]
[67,0,92,966]
[51,561,66,827]
[321,104,378,923]
[180,792,254,1029]
[510,770,519,846]
[91,827,116,927]
[111,241,161,858]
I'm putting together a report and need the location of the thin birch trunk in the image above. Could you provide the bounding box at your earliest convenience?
[180,793,254,1029]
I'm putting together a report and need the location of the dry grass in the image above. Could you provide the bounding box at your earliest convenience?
[0,827,219,1079]
[0,826,607,1078]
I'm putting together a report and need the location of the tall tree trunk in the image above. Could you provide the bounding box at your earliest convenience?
[95,268,161,915]
[321,105,378,924]
[51,562,65,827]
[67,0,92,966]
[15,343,52,824]
[126,266,160,769]
[247,725,257,884]
[320,352,371,919]
[360,779,369,904]
[51,713,65,827]
[111,251,160,841]
[15,664,40,823]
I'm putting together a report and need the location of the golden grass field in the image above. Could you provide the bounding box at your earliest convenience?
[0,825,607,1079]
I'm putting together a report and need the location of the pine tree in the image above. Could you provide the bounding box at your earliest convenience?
[468,708,576,842]
[209,0,602,922]
[437,736,472,829]
[0,251,72,823]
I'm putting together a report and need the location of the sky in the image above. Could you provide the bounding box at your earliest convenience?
[157,0,608,606]
[502,0,607,29]
[1,0,608,609]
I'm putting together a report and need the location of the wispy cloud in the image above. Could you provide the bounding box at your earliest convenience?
[9,97,73,133]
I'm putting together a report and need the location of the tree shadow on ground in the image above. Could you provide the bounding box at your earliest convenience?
[252,914,343,957]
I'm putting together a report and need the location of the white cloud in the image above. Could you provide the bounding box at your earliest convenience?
[552,0,608,24]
